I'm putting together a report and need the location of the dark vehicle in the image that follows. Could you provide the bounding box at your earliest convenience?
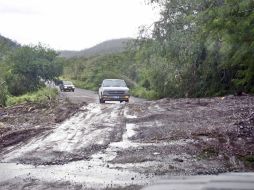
[59,81,75,92]
[98,79,130,103]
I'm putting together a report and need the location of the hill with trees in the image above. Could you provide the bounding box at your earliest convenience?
[61,0,254,99]
[59,38,133,58]
[0,35,20,57]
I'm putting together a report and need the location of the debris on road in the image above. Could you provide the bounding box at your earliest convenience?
[0,91,253,189]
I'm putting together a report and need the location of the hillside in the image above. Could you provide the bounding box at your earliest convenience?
[59,38,133,58]
[0,35,19,57]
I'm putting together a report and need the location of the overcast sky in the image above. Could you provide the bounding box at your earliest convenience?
[0,0,159,50]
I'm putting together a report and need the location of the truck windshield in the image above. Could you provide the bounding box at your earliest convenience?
[102,80,126,87]
[63,81,73,85]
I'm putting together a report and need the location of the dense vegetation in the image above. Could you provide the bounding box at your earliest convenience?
[62,0,254,99]
[6,87,58,106]
[1,0,253,103]
[142,0,254,97]
[0,35,63,106]
[62,51,138,88]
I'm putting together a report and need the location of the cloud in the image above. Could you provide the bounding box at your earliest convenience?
[0,3,39,15]
[0,0,159,50]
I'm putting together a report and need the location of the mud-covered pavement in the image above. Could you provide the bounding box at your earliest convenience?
[0,89,253,189]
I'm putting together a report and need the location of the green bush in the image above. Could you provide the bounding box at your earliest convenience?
[6,87,58,106]
[131,86,159,100]
[0,81,7,107]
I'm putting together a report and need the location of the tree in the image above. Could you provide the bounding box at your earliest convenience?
[198,0,254,93]
[138,0,254,97]
[6,45,63,95]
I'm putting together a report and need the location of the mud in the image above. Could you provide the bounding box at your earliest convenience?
[0,100,86,152]
[0,90,253,189]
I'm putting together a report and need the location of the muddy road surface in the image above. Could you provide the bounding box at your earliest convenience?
[0,89,253,189]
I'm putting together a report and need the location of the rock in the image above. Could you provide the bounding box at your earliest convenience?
[0,122,5,128]
[173,158,184,162]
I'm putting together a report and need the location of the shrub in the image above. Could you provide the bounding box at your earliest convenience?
[131,86,159,100]
[0,81,7,107]
[6,87,58,106]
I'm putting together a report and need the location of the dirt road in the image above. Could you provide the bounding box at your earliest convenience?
[60,88,144,104]
[0,89,253,189]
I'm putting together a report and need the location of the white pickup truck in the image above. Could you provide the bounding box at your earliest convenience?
[98,79,130,103]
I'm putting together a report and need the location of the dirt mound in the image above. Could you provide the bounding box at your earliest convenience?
[113,95,254,173]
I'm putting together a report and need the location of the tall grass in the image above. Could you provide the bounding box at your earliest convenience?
[6,87,58,106]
